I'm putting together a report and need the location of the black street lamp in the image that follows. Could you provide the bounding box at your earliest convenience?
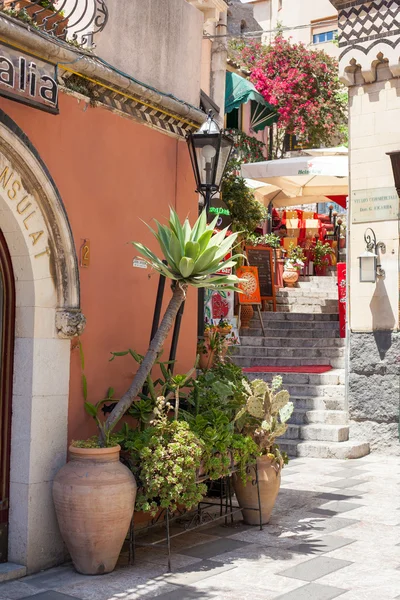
[187,111,234,212]
[187,111,234,337]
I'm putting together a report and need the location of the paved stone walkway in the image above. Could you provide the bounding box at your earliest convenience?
[1,454,399,600]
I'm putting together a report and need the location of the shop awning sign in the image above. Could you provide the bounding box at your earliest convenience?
[0,43,58,114]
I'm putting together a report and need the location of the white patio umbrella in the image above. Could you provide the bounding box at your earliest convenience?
[242,153,348,209]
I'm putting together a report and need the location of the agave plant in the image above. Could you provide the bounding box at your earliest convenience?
[104,209,243,437]
[133,208,242,291]
[235,376,294,465]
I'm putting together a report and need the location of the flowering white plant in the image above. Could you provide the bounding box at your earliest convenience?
[284,258,304,271]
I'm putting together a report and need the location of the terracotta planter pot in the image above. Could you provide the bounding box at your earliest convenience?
[3,0,68,35]
[314,264,327,276]
[240,304,254,328]
[232,456,281,525]
[199,348,215,370]
[282,268,299,287]
[53,445,137,575]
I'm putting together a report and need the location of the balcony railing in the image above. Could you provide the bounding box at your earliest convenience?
[0,0,109,47]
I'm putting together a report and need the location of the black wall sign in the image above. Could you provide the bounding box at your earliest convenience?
[0,43,58,114]
[246,246,276,304]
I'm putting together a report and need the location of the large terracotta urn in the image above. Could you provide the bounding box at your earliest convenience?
[282,268,299,288]
[232,455,281,525]
[240,305,254,328]
[53,445,137,575]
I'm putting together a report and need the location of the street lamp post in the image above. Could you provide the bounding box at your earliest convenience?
[187,111,234,336]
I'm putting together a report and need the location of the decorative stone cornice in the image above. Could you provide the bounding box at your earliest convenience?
[333,0,400,85]
[56,309,86,338]
[187,0,227,23]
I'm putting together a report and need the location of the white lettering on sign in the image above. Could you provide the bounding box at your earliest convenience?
[352,187,399,223]
[133,258,148,269]
[0,44,58,114]
[0,160,50,260]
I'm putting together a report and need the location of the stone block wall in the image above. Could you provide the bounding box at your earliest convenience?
[348,332,400,455]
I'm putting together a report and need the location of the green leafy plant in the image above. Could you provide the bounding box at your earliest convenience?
[221,159,268,240]
[98,208,243,443]
[288,243,305,263]
[312,240,334,267]
[235,376,293,466]
[123,397,207,515]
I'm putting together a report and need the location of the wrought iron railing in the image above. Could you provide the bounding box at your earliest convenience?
[0,0,109,47]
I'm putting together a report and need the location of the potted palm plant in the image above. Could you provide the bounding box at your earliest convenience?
[53,209,244,575]
[232,376,293,525]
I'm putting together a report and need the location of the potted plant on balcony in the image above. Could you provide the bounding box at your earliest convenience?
[53,209,243,575]
[312,240,334,276]
[2,0,67,36]
[232,376,293,525]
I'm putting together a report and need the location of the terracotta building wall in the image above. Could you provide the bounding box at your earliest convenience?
[0,91,198,442]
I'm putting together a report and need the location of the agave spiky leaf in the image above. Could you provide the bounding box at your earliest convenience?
[132,208,243,291]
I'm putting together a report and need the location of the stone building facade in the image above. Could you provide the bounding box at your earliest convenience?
[0,0,229,578]
[330,0,400,453]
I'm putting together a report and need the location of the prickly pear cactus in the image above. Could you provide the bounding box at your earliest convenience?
[272,390,290,414]
[251,379,269,398]
[246,395,265,418]
[279,401,294,424]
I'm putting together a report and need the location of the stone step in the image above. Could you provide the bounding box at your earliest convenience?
[276,290,338,300]
[279,439,370,460]
[233,356,345,369]
[243,327,340,338]
[248,319,339,330]
[271,305,339,314]
[239,336,345,348]
[281,424,350,442]
[253,313,339,322]
[305,410,349,425]
[231,346,345,358]
[246,369,345,386]
[276,297,338,307]
[290,395,346,411]
[290,409,348,426]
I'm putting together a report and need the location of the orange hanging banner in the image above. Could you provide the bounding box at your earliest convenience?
[236,266,262,305]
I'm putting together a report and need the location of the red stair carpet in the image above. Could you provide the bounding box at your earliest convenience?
[242,366,332,374]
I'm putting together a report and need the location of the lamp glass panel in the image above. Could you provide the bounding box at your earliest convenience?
[215,135,234,188]
[191,134,219,189]
[359,255,376,282]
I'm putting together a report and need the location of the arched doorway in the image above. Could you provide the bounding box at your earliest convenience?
[0,110,85,573]
[0,230,15,564]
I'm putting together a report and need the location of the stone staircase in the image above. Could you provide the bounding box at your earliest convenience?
[232,275,370,459]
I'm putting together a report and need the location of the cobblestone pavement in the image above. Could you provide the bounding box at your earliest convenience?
[1,454,399,600]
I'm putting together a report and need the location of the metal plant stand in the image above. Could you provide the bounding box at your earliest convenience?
[128,462,263,572]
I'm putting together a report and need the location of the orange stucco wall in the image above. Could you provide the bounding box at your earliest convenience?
[0,91,198,442]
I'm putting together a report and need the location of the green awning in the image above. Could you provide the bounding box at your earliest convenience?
[250,100,278,132]
[225,72,277,130]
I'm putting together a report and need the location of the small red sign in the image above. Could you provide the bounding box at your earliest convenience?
[337,263,346,338]
[216,251,232,275]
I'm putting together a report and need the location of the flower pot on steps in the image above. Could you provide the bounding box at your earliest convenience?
[282,267,299,287]
[232,455,281,525]
[53,445,137,575]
